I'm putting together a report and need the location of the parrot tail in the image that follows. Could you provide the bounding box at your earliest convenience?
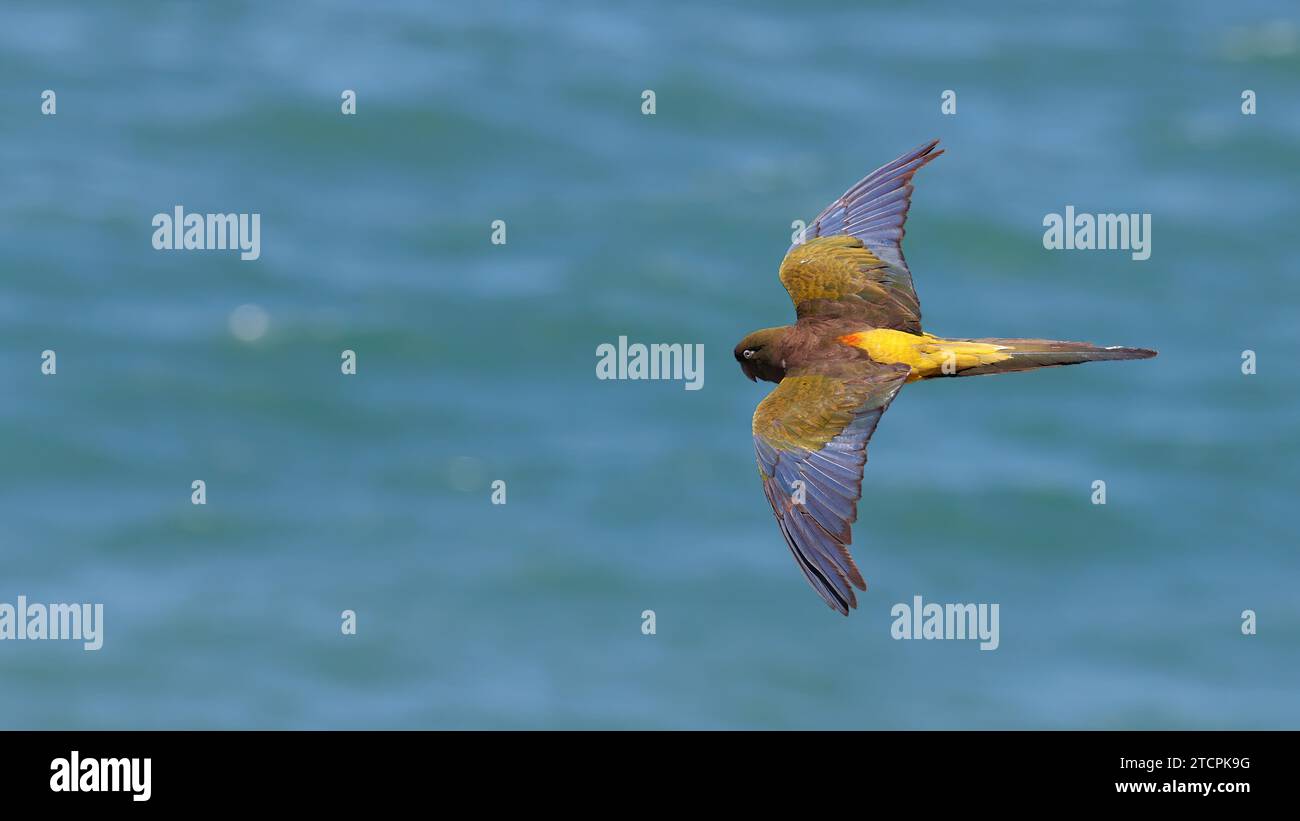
[939,337,1157,377]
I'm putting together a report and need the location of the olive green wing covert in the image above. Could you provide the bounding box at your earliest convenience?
[780,139,942,333]
[751,362,910,615]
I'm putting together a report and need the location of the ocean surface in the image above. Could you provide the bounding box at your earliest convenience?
[1,1,1297,729]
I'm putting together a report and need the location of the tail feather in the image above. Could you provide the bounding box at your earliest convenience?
[944,338,1157,377]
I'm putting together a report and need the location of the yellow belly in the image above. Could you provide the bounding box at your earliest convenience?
[838,329,1011,381]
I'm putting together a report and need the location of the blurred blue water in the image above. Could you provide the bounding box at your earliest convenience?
[0,0,1297,728]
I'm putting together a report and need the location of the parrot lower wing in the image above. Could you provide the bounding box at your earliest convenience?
[751,362,911,615]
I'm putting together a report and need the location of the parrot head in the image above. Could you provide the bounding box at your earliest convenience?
[734,327,790,383]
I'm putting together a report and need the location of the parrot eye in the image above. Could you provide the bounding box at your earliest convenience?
[743,349,755,359]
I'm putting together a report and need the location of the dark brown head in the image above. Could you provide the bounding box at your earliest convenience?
[734,327,790,383]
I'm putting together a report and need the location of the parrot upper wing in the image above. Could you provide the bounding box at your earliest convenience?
[751,361,911,615]
[779,139,942,333]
